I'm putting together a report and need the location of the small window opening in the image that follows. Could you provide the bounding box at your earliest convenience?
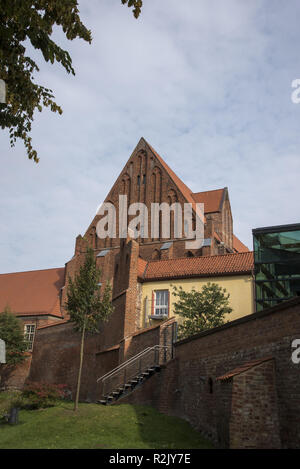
[208,377,214,394]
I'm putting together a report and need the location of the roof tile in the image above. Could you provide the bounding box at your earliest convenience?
[192,189,225,213]
[0,267,65,317]
[139,251,253,281]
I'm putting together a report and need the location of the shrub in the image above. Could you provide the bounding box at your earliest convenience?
[20,382,70,409]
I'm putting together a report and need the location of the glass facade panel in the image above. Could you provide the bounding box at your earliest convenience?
[253,224,300,311]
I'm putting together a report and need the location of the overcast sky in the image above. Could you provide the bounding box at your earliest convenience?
[1,0,300,274]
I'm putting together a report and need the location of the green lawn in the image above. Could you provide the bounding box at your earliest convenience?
[0,398,213,449]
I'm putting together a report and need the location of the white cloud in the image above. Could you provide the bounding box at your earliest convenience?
[1,0,300,271]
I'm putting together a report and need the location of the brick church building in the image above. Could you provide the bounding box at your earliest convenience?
[1,138,300,449]
[0,137,251,385]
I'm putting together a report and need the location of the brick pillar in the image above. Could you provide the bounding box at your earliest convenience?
[112,236,140,362]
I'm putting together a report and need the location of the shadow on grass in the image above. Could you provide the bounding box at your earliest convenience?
[126,404,214,449]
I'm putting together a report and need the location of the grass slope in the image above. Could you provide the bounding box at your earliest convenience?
[0,401,213,449]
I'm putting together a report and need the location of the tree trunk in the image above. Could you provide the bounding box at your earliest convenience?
[74,321,86,411]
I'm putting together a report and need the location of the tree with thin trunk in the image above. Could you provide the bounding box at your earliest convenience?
[64,246,113,411]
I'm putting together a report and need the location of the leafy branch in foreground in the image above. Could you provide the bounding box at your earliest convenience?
[121,0,143,19]
[0,0,142,162]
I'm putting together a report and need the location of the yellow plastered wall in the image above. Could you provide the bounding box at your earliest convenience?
[140,274,254,329]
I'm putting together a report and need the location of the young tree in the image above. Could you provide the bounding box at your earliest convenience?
[172,282,232,340]
[0,306,27,388]
[0,1,142,162]
[64,246,113,411]
[0,306,27,366]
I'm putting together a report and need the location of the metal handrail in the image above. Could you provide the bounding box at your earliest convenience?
[96,345,170,384]
[96,347,152,383]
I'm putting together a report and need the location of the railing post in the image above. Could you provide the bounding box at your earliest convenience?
[154,347,158,366]
[124,367,127,385]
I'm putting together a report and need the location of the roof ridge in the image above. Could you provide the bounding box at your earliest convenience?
[0,266,65,276]
[192,188,225,195]
[147,251,253,264]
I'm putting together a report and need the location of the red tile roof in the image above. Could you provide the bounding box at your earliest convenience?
[137,257,148,278]
[192,189,225,213]
[233,234,250,253]
[138,251,254,281]
[216,357,273,381]
[0,267,65,317]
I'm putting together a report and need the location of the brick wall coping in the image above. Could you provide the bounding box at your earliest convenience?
[216,356,274,381]
[120,316,176,342]
[95,344,120,355]
[37,318,70,330]
[112,289,128,301]
[175,296,300,347]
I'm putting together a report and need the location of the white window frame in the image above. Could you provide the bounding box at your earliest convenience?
[153,290,169,317]
[24,324,36,351]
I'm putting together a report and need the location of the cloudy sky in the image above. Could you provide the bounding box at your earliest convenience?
[1,0,300,274]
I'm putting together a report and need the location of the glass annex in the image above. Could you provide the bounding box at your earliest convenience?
[253,223,300,311]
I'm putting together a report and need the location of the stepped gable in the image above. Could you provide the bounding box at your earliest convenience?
[70,137,248,273]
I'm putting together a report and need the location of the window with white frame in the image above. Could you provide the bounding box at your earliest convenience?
[24,324,36,351]
[153,290,169,317]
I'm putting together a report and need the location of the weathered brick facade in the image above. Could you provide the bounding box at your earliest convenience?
[60,138,239,316]
[119,297,300,449]
[4,138,296,449]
